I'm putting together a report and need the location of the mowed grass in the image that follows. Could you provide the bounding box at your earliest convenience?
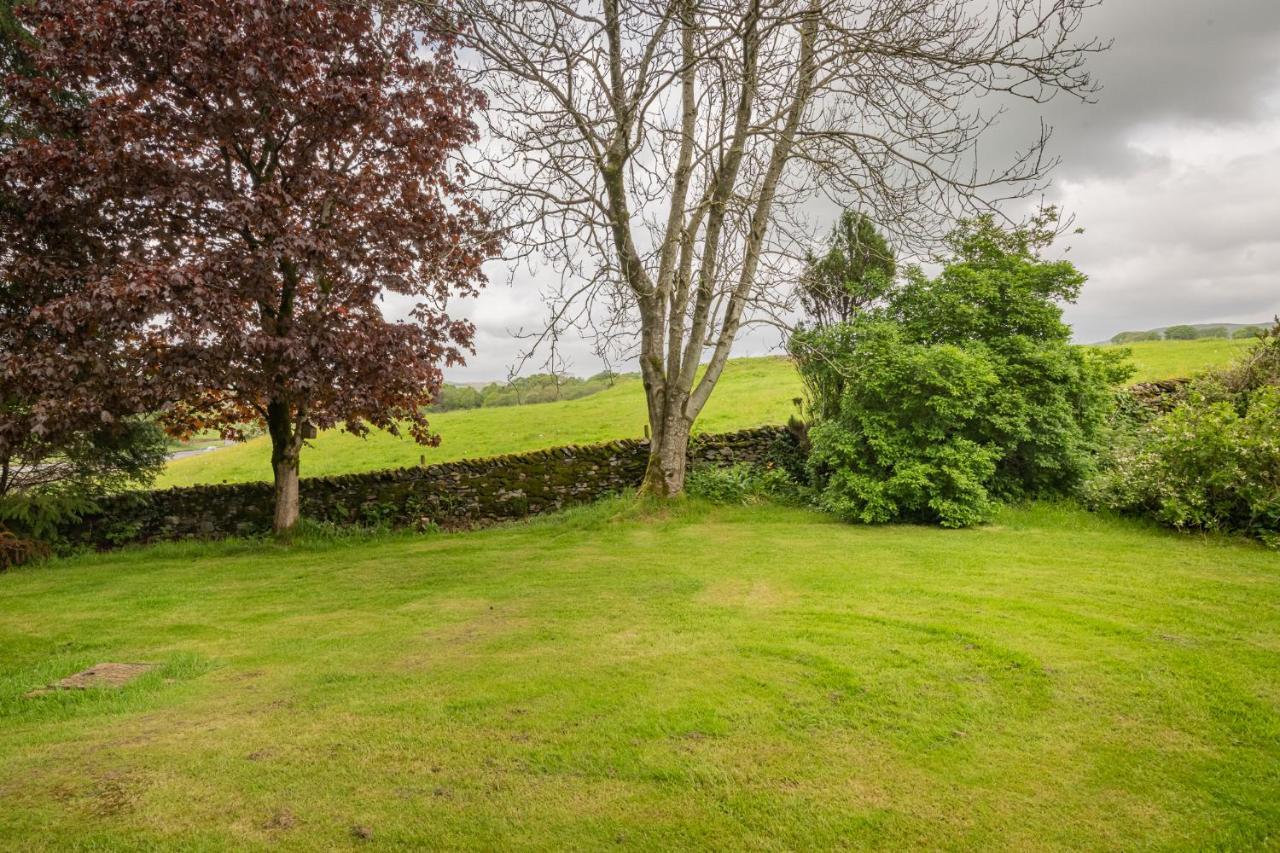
[158,356,804,488]
[159,339,1252,488]
[1,499,1277,849]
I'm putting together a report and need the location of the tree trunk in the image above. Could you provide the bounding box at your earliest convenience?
[639,399,692,498]
[272,455,300,535]
[266,400,301,536]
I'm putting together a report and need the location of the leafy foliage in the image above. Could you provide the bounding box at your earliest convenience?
[0,526,49,570]
[0,0,40,140]
[0,417,167,543]
[793,213,1130,528]
[1164,324,1198,340]
[1088,325,1280,546]
[1,0,495,532]
[0,418,168,499]
[800,323,1001,527]
[798,210,896,327]
[685,464,798,507]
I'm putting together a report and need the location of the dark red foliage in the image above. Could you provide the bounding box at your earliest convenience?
[1,0,494,489]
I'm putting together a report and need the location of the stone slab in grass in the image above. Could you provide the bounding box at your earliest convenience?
[26,663,154,697]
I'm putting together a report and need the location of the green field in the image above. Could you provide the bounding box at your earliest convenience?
[159,357,804,488]
[159,339,1252,488]
[1097,336,1255,384]
[2,499,1277,849]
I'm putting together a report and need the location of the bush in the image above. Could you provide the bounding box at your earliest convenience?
[800,324,1001,527]
[792,213,1130,528]
[0,417,168,546]
[685,464,799,506]
[0,490,99,543]
[1234,325,1265,340]
[1088,388,1280,546]
[1088,326,1280,546]
[1163,324,1198,340]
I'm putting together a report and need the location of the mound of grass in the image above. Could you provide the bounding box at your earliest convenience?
[160,341,1251,488]
[1,499,1277,848]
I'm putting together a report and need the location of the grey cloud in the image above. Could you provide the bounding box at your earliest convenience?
[997,0,1280,179]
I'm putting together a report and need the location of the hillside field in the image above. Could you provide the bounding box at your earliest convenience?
[1104,336,1254,383]
[159,357,803,488]
[159,339,1254,488]
[2,499,1277,849]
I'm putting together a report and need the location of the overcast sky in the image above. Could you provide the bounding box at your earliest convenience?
[439,0,1280,381]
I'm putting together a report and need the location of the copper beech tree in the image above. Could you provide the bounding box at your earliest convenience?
[2,0,495,533]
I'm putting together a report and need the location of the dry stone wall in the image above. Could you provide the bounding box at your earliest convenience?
[67,426,797,547]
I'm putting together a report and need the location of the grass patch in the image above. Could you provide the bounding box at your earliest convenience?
[1,499,1277,848]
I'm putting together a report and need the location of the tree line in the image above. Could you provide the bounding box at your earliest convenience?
[432,372,626,411]
[1111,325,1266,343]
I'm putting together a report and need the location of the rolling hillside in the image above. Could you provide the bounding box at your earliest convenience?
[159,339,1253,488]
[1098,336,1254,382]
[159,357,803,488]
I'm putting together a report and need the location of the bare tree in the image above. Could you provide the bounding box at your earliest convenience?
[456,0,1105,495]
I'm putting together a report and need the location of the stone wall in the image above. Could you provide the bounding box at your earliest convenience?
[1127,378,1190,412]
[66,426,796,547]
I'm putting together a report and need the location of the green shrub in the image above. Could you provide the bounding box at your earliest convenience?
[0,417,167,546]
[801,324,1000,527]
[0,490,99,543]
[686,464,799,506]
[1163,324,1198,340]
[1088,389,1280,546]
[792,213,1131,528]
[1088,326,1280,546]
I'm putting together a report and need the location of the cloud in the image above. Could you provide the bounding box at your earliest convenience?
[1059,132,1280,340]
[1005,0,1280,178]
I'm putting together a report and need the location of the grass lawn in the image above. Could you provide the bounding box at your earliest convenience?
[1,499,1277,849]
[158,339,1253,489]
